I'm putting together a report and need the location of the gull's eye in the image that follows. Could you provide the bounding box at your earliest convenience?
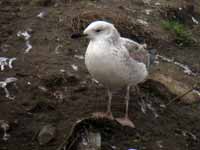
[95,29,101,33]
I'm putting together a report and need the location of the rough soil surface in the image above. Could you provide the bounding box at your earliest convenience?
[0,0,200,150]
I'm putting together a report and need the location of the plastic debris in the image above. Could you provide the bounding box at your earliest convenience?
[176,129,197,141]
[143,0,151,5]
[137,19,149,26]
[74,55,84,60]
[193,90,200,97]
[0,77,17,100]
[156,140,164,148]
[17,31,30,40]
[0,57,16,71]
[155,2,161,6]
[139,98,147,114]
[147,103,159,118]
[145,9,152,15]
[37,11,47,18]
[25,41,32,53]
[55,44,63,54]
[138,99,159,118]
[191,16,199,24]
[91,78,99,84]
[0,120,10,141]
[111,145,117,149]
[60,69,65,73]
[0,44,10,52]
[157,54,197,76]
[160,104,166,108]
[71,64,78,71]
[17,30,32,53]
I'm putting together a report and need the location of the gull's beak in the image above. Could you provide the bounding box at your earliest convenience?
[71,33,87,39]
[83,29,89,38]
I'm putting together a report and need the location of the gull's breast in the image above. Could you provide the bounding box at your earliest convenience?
[85,41,148,89]
[85,42,129,88]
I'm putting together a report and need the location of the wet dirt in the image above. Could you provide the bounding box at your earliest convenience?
[0,0,200,150]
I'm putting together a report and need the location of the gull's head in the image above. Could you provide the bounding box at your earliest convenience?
[83,21,120,41]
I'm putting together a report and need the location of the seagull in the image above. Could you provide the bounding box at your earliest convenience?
[83,21,151,128]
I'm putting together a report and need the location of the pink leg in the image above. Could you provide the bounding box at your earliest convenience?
[93,89,113,120]
[116,86,135,128]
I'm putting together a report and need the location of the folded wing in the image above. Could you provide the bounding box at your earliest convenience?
[120,37,150,69]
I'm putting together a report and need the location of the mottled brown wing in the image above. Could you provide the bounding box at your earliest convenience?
[120,37,150,67]
[129,50,150,67]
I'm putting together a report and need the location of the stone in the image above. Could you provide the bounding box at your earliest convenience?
[38,124,56,145]
[150,73,200,104]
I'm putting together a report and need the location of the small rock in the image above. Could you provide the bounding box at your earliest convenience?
[150,73,200,104]
[38,124,56,145]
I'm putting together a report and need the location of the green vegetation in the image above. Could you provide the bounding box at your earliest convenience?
[161,20,193,46]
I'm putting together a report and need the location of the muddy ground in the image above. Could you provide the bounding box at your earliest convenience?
[0,0,200,150]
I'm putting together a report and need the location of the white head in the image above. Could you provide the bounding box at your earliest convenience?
[83,21,120,41]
